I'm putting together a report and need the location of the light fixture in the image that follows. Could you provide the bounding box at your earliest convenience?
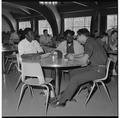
[39,1,58,5]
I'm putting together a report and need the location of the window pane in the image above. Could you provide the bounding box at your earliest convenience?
[107,14,118,30]
[85,16,91,26]
[64,16,91,35]
[38,20,53,36]
[114,15,118,28]
[77,17,84,26]
[19,21,31,30]
[74,17,83,26]
[64,18,73,28]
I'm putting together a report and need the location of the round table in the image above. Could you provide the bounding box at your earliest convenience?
[22,54,84,95]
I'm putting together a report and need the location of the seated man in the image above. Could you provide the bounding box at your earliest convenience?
[18,28,44,60]
[50,28,107,107]
[56,30,84,58]
[39,29,53,46]
[9,30,20,47]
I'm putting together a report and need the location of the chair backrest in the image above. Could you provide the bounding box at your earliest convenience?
[21,61,45,84]
[16,53,22,72]
[102,58,113,81]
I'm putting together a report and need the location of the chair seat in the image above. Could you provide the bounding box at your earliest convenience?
[45,77,53,83]
[24,77,53,86]
[25,78,44,86]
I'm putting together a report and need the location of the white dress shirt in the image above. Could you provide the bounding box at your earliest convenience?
[18,38,43,56]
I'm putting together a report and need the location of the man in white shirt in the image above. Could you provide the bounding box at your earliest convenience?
[18,28,44,59]
[39,29,52,46]
[18,28,45,85]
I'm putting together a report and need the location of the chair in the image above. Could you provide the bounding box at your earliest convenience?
[15,53,22,91]
[17,61,55,115]
[84,58,113,105]
[5,52,21,74]
[77,58,113,106]
[5,52,16,66]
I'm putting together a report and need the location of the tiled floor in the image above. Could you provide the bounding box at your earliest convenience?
[2,68,118,116]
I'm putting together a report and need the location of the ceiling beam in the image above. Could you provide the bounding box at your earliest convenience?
[72,1,88,7]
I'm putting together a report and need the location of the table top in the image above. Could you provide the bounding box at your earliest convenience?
[22,53,85,69]
[2,46,18,52]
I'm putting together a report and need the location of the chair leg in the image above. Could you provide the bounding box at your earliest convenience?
[28,85,34,97]
[48,83,56,97]
[85,82,96,105]
[44,85,50,116]
[7,62,13,74]
[5,58,9,65]
[101,81,112,104]
[14,63,18,73]
[78,86,83,95]
[15,75,22,91]
[96,83,101,93]
[17,84,28,111]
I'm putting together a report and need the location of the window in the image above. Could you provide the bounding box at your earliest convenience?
[107,14,117,30]
[64,16,91,35]
[18,21,31,30]
[38,20,53,36]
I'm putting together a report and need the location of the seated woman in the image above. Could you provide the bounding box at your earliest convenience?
[109,30,118,51]
[51,30,84,81]
[50,28,108,107]
[108,29,118,75]
[56,29,84,59]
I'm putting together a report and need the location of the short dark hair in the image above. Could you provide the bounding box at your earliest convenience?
[111,30,117,36]
[64,30,73,37]
[43,29,48,33]
[71,30,75,36]
[77,28,90,37]
[24,28,32,35]
[101,32,108,38]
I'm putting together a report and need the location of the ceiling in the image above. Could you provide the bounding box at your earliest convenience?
[2,0,118,20]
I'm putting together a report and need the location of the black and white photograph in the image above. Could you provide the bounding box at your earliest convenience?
[2,0,118,117]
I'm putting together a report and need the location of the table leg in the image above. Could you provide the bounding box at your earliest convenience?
[55,68,60,95]
[2,52,7,98]
[2,52,5,73]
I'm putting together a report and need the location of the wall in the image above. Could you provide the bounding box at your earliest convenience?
[2,17,11,32]
[2,9,17,31]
